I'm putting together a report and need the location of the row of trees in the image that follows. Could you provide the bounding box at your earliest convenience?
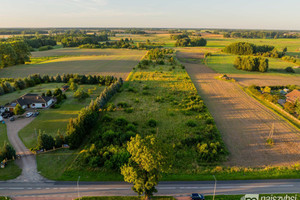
[234,56,269,72]
[223,31,300,39]
[66,78,123,149]
[79,38,135,49]
[0,40,31,68]
[0,73,117,96]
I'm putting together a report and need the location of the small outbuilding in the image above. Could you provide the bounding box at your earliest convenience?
[62,85,70,92]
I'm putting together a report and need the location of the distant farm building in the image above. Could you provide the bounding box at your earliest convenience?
[5,94,54,112]
[286,90,300,104]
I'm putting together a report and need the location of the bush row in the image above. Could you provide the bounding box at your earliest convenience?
[66,78,123,149]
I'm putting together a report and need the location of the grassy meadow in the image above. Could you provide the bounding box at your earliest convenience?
[36,56,227,181]
[18,84,104,148]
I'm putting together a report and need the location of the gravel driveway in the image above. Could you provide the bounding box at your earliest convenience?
[5,117,47,182]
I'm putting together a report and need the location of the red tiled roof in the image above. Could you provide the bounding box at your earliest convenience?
[286,90,300,103]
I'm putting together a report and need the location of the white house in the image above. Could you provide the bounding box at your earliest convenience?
[5,94,54,112]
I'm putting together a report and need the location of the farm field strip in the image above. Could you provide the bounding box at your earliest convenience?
[0,48,146,80]
[177,51,300,167]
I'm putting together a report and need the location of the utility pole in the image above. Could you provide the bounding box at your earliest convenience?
[213,175,217,200]
[77,176,81,199]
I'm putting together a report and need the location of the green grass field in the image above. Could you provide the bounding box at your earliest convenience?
[18,84,104,148]
[0,48,146,80]
[205,53,300,75]
[0,124,9,147]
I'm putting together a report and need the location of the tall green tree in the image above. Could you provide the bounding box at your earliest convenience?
[121,135,173,200]
[14,104,25,115]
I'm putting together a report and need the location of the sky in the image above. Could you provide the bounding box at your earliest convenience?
[0,0,300,30]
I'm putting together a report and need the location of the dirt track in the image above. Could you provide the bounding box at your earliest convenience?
[178,52,300,167]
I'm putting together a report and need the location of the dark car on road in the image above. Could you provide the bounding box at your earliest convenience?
[9,116,15,121]
[190,193,205,200]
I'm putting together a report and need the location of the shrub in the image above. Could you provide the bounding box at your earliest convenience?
[147,119,157,127]
[102,114,113,122]
[284,101,295,114]
[74,88,89,100]
[115,117,129,127]
[155,96,164,102]
[142,91,150,95]
[205,117,214,124]
[128,87,137,93]
[125,107,134,113]
[285,67,295,73]
[106,103,116,112]
[117,102,129,108]
[70,82,78,91]
[143,85,150,90]
[37,131,55,150]
[186,120,197,127]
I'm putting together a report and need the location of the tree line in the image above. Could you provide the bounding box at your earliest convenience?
[223,31,300,39]
[66,78,123,149]
[55,33,109,47]
[0,73,117,97]
[234,56,269,72]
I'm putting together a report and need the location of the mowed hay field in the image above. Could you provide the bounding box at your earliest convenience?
[0,48,146,80]
[177,51,300,167]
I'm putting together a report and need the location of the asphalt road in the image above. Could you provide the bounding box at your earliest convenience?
[0,179,299,199]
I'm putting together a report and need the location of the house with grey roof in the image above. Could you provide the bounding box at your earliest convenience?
[5,93,55,112]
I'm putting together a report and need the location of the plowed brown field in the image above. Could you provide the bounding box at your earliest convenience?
[177,51,300,167]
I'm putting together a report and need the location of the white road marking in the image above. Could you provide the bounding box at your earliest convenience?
[8,187,24,190]
[279,185,294,187]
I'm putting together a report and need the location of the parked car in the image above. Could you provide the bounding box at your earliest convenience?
[190,193,205,200]
[3,112,13,119]
[9,116,15,121]
[0,116,3,122]
[26,112,33,118]
[33,112,40,117]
